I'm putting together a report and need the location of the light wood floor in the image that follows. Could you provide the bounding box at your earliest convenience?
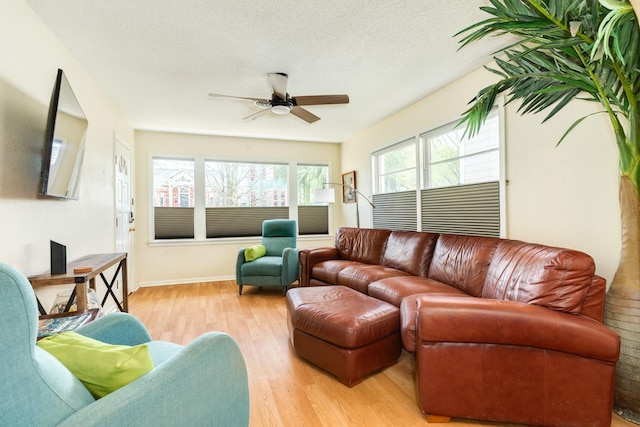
[128,281,635,427]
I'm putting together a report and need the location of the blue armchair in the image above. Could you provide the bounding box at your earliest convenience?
[0,262,250,427]
[236,219,299,296]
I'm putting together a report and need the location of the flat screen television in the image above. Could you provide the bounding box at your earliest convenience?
[40,69,88,199]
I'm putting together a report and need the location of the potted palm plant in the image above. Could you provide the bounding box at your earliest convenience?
[457,0,640,423]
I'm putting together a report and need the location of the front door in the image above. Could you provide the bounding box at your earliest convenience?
[115,139,134,299]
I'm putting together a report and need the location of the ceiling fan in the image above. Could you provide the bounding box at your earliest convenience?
[208,73,349,123]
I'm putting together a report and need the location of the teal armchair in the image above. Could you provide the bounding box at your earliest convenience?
[0,262,250,427]
[236,219,299,296]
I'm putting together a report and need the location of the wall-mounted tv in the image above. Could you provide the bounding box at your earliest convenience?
[40,69,88,200]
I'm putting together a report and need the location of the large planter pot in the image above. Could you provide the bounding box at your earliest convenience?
[605,294,640,424]
[604,176,640,424]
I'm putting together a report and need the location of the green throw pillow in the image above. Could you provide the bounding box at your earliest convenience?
[244,244,266,262]
[37,331,154,398]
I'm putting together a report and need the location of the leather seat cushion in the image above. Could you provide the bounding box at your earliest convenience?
[368,276,469,307]
[311,260,363,285]
[286,285,399,348]
[337,265,411,294]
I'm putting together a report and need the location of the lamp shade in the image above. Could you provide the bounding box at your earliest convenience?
[313,188,336,204]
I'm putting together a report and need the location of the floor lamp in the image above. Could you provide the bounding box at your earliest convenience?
[313,183,376,228]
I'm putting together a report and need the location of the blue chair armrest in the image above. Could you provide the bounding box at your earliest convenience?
[75,312,152,346]
[59,332,250,427]
[282,247,300,286]
[236,248,247,285]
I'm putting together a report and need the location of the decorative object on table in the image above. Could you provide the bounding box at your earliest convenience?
[50,240,66,275]
[341,171,356,203]
[457,1,640,422]
[313,177,376,228]
[37,311,93,339]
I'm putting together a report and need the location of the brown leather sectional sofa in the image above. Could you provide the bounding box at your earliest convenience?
[298,227,620,427]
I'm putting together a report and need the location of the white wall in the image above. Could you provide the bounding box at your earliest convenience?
[344,67,621,283]
[133,130,341,286]
[0,0,134,309]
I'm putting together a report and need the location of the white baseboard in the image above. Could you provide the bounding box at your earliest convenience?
[137,275,235,288]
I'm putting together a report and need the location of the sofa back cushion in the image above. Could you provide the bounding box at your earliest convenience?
[335,227,391,264]
[381,231,439,277]
[427,234,500,297]
[482,239,596,314]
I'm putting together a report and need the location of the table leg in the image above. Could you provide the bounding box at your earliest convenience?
[75,282,88,311]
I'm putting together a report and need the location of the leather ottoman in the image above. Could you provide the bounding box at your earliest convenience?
[286,285,402,387]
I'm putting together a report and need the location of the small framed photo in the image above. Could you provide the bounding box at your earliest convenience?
[342,171,357,203]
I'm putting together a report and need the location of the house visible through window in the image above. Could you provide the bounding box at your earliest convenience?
[152,158,195,239]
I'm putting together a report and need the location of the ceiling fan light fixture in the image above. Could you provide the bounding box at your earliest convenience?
[271,104,291,115]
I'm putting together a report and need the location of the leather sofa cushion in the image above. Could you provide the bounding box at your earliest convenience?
[482,240,595,314]
[381,231,439,277]
[335,227,391,264]
[311,260,363,285]
[337,265,411,294]
[369,276,468,307]
[428,234,500,296]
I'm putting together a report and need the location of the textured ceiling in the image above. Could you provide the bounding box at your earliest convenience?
[25,0,503,143]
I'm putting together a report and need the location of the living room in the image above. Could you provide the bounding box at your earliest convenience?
[0,0,633,426]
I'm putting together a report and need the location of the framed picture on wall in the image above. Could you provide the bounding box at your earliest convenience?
[342,171,357,203]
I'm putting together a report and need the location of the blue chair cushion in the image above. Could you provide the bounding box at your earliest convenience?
[241,256,283,277]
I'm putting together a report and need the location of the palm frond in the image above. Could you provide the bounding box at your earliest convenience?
[456,0,639,176]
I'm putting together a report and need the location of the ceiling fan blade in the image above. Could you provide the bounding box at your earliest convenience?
[208,93,265,102]
[290,106,320,123]
[293,94,349,106]
[242,108,271,121]
[267,73,288,100]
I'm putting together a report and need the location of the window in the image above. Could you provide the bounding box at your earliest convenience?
[150,158,331,240]
[205,161,288,238]
[373,137,417,193]
[297,164,329,235]
[371,106,503,236]
[372,138,418,231]
[423,110,499,189]
[152,158,195,239]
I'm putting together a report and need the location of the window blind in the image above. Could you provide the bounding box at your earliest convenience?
[298,206,329,235]
[372,190,417,231]
[154,207,194,239]
[206,207,288,238]
[421,181,500,237]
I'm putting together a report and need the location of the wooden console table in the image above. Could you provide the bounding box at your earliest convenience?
[28,253,128,315]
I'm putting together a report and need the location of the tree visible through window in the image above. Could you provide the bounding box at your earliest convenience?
[297,164,330,235]
[373,138,416,194]
[422,110,499,189]
[204,161,288,207]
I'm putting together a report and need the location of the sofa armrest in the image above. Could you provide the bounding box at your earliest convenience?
[75,312,152,345]
[59,332,250,427]
[416,295,619,362]
[298,247,339,286]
